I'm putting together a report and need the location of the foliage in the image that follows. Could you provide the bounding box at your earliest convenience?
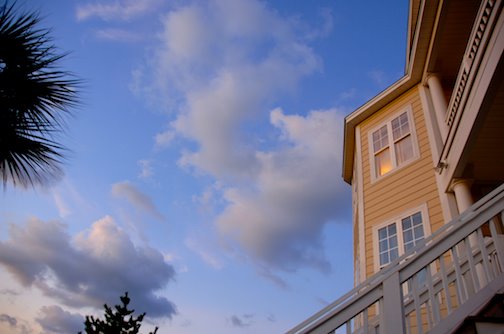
[80,292,159,334]
[0,1,79,188]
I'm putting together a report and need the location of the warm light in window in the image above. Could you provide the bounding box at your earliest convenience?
[379,160,392,175]
[375,149,392,176]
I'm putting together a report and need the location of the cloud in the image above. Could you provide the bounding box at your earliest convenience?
[229,314,254,328]
[94,28,144,42]
[76,0,162,21]
[185,238,223,269]
[0,314,17,327]
[0,314,31,334]
[111,181,164,221]
[0,289,19,296]
[368,69,387,87]
[154,130,175,149]
[138,160,154,179]
[36,306,84,334]
[0,216,176,318]
[52,191,71,218]
[216,108,348,274]
[134,0,349,276]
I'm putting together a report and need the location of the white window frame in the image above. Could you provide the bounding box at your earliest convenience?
[368,105,420,183]
[372,204,431,273]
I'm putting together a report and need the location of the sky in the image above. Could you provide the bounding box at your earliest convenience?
[0,1,408,333]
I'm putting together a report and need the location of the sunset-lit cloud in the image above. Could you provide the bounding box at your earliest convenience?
[0,217,176,318]
[111,181,165,221]
[132,0,349,278]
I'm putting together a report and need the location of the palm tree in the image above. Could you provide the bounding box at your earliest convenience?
[0,2,79,188]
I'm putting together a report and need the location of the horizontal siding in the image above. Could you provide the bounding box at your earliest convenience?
[359,86,443,278]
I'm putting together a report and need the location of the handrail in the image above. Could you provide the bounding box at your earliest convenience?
[287,183,504,334]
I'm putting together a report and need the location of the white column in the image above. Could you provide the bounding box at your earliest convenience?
[450,178,474,213]
[426,73,448,139]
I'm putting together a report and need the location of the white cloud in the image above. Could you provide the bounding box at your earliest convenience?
[216,108,347,273]
[134,0,349,276]
[0,217,176,318]
[185,238,223,270]
[368,69,387,87]
[154,130,175,149]
[94,28,143,42]
[52,191,71,218]
[138,160,154,179]
[111,181,164,221]
[76,0,162,21]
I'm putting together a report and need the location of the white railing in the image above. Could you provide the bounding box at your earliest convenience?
[445,0,501,128]
[287,184,504,334]
[438,0,502,172]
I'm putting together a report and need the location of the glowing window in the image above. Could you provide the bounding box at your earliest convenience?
[370,109,418,179]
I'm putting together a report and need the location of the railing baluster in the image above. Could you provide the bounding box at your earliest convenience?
[464,233,480,296]
[464,236,480,292]
[476,227,492,282]
[489,215,504,272]
[426,265,440,326]
[363,308,369,334]
[439,254,453,313]
[411,275,423,334]
[451,246,466,304]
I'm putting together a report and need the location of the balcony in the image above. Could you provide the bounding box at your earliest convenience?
[288,183,504,334]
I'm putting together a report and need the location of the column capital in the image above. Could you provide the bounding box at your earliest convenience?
[424,72,441,85]
[448,178,473,193]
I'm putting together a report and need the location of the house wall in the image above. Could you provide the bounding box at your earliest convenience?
[357,86,444,278]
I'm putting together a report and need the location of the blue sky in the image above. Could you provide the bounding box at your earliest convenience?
[0,1,408,333]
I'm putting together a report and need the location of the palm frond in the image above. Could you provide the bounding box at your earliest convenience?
[0,1,80,188]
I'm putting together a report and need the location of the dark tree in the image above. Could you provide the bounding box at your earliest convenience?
[80,292,159,334]
[0,2,79,188]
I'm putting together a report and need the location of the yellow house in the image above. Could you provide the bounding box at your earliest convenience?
[290,0,504,333]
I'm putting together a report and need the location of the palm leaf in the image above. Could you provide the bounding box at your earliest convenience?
[0,1,80,188]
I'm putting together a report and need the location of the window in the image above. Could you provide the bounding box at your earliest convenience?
[375,209,427,270]
[369,108,418,180]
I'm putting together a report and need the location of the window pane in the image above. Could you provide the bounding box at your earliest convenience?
[379,239,388,252]
[373,125,388,152]
[404,241,414,251]
[414,225,424,239]
[404,229,413,243]
[392,112,410,140]
[378,227,387,240]
[378,223,398,267]
[402,216,412,229]
[390,248,399,261]
[388,224,396,235]
[401,212,425,252]
[412,212,422,225]
[389,235,398,248]
[380,252,389,265]
[375,148,392,176]
[395,135,413,165]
